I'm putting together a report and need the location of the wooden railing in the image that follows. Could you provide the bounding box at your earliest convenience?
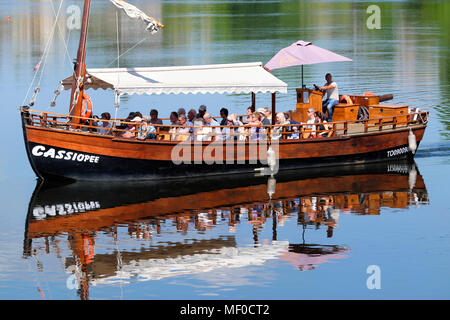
[22,108,428,143]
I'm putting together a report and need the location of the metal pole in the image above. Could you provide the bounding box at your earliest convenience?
[301,65,304,88]
[251,92,256,112]
[271,92,276,125]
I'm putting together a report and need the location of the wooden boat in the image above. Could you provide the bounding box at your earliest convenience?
[20,0,429,182]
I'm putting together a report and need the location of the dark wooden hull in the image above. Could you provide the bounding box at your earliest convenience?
[21,110,426,182]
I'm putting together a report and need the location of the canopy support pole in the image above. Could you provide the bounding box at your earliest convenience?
[251,92,256,112]
[114,91,120,108]
[271,92,276,125]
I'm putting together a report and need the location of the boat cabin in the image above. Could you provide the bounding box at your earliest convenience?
[290,87,406,123]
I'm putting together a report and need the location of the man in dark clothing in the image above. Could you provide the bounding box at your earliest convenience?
[257,108,271,125]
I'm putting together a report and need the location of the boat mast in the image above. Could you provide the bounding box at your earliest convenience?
[69,0,91,125]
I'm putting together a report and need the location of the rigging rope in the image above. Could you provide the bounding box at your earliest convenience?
[50,0,73,68]
[106,0,163,68]
[21,0,65,107]
[106,36,148,68]
[113,11,120,123]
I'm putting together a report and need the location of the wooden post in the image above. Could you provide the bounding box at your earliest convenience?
[271,92,276,125]
[251,92,256,112]
[301,65,304,88]
[272,211,277,241]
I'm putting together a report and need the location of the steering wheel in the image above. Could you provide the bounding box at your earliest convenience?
[313,84,325,94]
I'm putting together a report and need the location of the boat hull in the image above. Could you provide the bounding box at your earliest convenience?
[21,111,426,182]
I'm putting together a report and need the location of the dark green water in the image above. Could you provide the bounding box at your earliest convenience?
[0,0,448,300]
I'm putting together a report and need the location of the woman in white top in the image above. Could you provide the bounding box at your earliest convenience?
[306,107,317,138]
[271,112,289,140]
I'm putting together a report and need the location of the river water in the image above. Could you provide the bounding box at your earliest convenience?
[0,0,449,300]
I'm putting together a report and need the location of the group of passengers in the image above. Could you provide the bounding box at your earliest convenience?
[89,103,330,140]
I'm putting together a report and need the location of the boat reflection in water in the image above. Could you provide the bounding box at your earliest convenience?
[23,160,429,299]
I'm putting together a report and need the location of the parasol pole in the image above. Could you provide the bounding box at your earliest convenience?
[301,65,304,88]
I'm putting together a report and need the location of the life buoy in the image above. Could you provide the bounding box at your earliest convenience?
[81,92,92,121]
[341,94,353,104]
[83,234,95,264]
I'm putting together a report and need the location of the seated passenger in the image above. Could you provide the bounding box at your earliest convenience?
[257,108,271,126]
[90,115,100,133]
[138,115,157,140]
[121,115,142,138]
[243,106,253,124]
[219,108,229,126]
[98,112,112,135]
[243,112,253,140]
[285,112,300,126]
[115,112,135,132]
[127,111,137,119]
[137,116,149,140]
[249,112,262,141]
[149,109,163,125]
[264,108,272,123]
[271,112,289,140]
[184,110,196,140]
[229,113,246,141]
[284,112,300,139]
[193,119,204,141]
[187,109,197,125]
[169,111,179,126]
[81,112,97,132]
[178,108,186,117]
[314,111,331,137]
[221,116,233,141]
[198,113,220,141]
[169,111,179,138]
[196,105,207,124]
[306,107,317,138]
[174,114,191,141]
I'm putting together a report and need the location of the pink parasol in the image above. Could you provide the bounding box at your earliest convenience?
[279,243,349,271]
[265,40,352,87]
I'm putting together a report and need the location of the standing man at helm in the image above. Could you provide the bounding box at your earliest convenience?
[320,73,339,122]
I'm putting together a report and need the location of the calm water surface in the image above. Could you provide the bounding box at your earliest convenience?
[0,0,449,300]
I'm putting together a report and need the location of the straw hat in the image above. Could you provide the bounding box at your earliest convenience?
[257,108,266,114]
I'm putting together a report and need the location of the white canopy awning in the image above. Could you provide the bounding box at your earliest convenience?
[61,62,287,96]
